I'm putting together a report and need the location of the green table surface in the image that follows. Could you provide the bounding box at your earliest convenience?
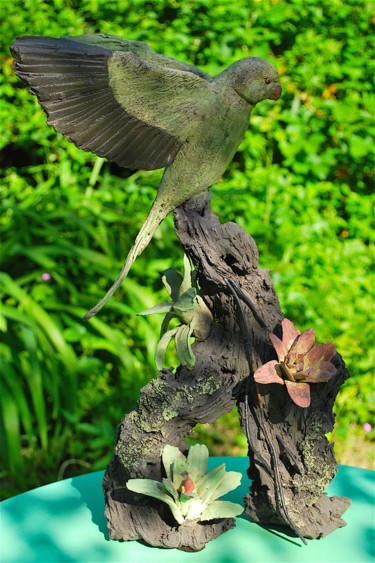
[1,457,374,563]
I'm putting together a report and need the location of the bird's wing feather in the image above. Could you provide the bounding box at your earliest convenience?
[64,34,211,80]
[108,50,217,141]
[11,36,214,170]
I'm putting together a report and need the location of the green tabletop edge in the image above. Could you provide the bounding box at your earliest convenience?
[1,458,374,563]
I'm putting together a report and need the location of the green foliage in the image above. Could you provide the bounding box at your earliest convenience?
[0,0,373,498]
[139,255,212,369]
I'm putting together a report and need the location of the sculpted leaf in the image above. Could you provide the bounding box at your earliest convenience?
[255,319,337,408]
[127,444,242,525]
[187,444,209,483]
[200,500,244,521]
[137,302,172,316]
[155,327,179,370]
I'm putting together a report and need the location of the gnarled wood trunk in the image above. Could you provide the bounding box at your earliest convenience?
[103,192,350,549]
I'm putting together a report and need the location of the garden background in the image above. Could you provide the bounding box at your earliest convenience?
[0,0,373,500]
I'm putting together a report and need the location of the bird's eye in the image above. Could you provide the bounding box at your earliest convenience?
[265,77,271,84]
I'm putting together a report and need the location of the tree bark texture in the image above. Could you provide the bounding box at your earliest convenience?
[103,192,350,548]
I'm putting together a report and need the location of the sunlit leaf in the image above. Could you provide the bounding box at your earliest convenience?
[172,457,188,490]
[172,287,197,313]
[281,318,301,351]
[162,478,179,502]
[126,478,184,524]
[175,324,195,368]
[254,360,282,385]
[200,500,244,521]
[137,301,173,316]
[179,254,193,296]
[155,327,179,370]
[196,464,226,503]
[187,443,209,482]
[269,333,288,362]
[162,444,186,482]
[162,268,183,300]
[285,381,311,408]
[206,471,242,502]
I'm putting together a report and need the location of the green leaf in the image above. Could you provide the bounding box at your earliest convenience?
[162,444,186,483]
[173,287,197,313]
[0,274,78,377]
[187,443,209,483]
[190,295,213,341]
[126,478,184,524]
[162,268,183,301]
[175,324,195,368]
[207,471,242,502]
[126,478,164,497]
[155,327,179,370]
[200,500,244,521]
[137,301,172,316]
[0,314,7,332]
[21,326,48,450]
[172,457,188,490]
[181,497,206,521]
[89,156,105,186]
[196,464,226,503]
[179,254,193,296]
[0,360,34,443]
[0,386,23,474]
[160,311,178,337]
[162,478,179,502]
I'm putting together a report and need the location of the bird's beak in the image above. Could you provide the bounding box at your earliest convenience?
[269,84,282,101]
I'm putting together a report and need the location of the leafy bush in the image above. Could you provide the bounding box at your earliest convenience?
[1,0,373,498]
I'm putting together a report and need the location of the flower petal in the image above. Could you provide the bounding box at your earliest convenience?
[292,353,306,372]
[281,318,301,352]
[289,328,316,358]
[254,360,284,385]
[304,342,336,369]
[269,333,288,362]
[298,362,335,382]
[319,361,337,378]
[285,381,311,408]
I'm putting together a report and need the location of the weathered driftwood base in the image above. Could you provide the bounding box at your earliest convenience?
[239,355,352,539]
[102,355,240,549]
[104,487,235,550]
[102,324,247,549]
[103,192,351,548]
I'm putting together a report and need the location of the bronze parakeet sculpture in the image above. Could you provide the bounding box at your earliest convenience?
[10,34,281,319]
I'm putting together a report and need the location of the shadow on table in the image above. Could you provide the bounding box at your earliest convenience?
[70,465,375,561]
[70,471,109,540]
[2,491,80,562]
[235,464,375,559]
[329,465,375,560]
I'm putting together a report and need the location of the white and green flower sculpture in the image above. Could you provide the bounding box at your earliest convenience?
[138,255,212,369]
[126,444,243,525]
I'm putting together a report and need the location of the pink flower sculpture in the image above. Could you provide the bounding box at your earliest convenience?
[254,319,337,408]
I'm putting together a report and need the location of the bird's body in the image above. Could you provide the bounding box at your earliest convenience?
[10,34,281,318]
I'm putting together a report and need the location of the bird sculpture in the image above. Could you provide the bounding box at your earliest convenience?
[11,34,282,319]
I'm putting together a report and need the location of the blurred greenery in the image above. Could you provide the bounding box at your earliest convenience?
[0,0,373,499]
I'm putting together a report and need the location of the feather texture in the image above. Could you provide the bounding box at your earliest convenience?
[11,36,182,170]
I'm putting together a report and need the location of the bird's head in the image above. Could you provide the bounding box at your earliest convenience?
[215,57,281,106]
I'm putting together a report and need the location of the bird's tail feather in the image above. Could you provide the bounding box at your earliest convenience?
[83,198,170,320]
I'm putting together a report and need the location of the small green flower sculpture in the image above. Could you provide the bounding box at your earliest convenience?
[254,318,337,408]
[126,444,243,525]
[138,255,212,369]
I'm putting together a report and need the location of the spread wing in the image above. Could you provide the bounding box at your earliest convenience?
[64,33,211,80]
[10,36,214,170]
